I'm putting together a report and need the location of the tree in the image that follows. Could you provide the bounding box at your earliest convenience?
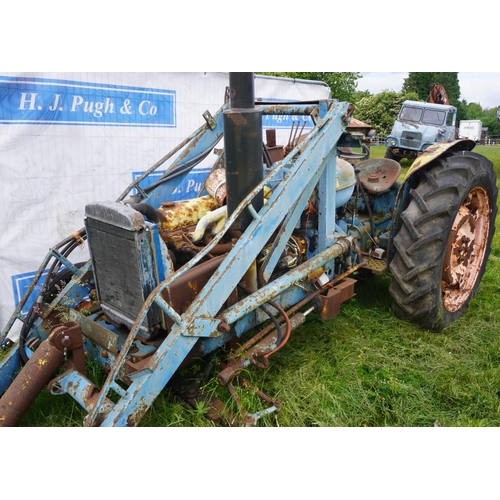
[259,72,361,103]
[463,101,483,120]
[402,72,461,105]
[456,99,468,123]
[483,107,500,136]
[353,89,372,103]
[354,90,420,136]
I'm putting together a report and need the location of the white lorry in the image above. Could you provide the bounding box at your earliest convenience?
[458,120,482,142]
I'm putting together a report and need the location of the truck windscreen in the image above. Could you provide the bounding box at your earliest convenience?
[422,109,446,125]
[399,106,422,122]
[399,106,446,126]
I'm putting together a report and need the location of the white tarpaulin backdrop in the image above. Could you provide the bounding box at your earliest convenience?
[0,72,330,336]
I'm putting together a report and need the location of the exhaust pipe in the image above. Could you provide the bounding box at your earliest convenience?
[223,72,264,230]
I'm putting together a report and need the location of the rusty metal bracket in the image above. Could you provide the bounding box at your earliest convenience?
[50,321,86,375]
[316,277,357,321]
[203,110,217,130]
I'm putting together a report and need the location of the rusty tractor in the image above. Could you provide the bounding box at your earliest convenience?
[0,73,497,426]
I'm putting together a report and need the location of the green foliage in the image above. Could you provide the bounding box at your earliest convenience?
[352,89,372,103]
[483,107,500,136]
[463,101,484,120]
[260,72,361,103]
[402,72,461,105]
[353,90,420,136]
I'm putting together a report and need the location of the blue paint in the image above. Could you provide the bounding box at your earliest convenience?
[0,76,176,127]
[132,167,212,201]
[11,270,49,314]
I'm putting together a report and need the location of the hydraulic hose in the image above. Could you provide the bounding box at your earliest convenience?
[261,301,291,358]
[128,203,160,223]
[258,303,283,350]
[144,146,214,193]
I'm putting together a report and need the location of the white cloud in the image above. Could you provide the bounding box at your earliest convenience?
[459,73,500,109]
[357,73,408,94]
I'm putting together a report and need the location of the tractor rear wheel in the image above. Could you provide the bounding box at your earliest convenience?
[389,150,498,331]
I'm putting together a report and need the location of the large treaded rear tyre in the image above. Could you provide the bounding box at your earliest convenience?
[389,150,498,331]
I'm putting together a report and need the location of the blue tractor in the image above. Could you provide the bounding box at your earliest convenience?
[0,73,497,426]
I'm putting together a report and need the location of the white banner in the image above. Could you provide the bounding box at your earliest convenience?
[0,72,330,334]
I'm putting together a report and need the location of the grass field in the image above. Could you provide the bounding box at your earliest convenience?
[14,144,500,427]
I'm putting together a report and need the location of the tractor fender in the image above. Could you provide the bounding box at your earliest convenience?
[389,139,477,256]
[403,139,476,180]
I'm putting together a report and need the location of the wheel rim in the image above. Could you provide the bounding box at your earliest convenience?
[442,186,491,312]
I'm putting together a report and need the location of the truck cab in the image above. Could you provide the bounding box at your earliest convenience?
[385,100,457,161]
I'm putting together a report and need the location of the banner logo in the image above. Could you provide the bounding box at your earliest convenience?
[0,76,176,127]
[132,167,212,201]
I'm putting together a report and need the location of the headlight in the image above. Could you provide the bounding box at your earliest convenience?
[390,139,397,146]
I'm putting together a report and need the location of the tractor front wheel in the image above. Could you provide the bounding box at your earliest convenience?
[389,150,497,331]
[384,147,400,162]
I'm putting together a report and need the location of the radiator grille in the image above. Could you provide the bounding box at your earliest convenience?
[85,202,163,337]
[400,131,422,149]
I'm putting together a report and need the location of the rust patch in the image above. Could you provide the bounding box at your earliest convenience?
[229,112,248,126]
[126,396,149,427]
[442,186,491,312]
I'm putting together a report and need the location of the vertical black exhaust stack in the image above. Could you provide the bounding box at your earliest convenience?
[224,72,264,230]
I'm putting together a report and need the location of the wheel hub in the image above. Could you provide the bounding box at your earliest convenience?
[442,186,491,312]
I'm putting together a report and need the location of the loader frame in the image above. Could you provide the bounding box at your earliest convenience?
[1,93,361,426]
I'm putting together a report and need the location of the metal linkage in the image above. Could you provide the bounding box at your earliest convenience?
[227,378,281,427]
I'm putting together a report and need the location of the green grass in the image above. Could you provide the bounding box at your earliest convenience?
[12,144,500,427]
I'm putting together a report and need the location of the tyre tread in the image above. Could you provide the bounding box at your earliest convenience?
[389,151,498,331]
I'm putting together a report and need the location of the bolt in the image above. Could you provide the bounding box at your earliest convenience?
[60,335,72,349]
[217,321,231,333]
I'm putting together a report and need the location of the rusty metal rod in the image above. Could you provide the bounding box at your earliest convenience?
[218,247,367,386]
[0,340,64,427]
[221,240,357,326]
[233,258,368,357]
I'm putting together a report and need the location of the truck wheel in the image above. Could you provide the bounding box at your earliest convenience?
[384,147,400,162]
[389,150,497,331]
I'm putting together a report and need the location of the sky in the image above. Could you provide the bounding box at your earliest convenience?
[357,72,500,109]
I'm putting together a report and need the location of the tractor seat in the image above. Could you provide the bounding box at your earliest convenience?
[356,158,402,194]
